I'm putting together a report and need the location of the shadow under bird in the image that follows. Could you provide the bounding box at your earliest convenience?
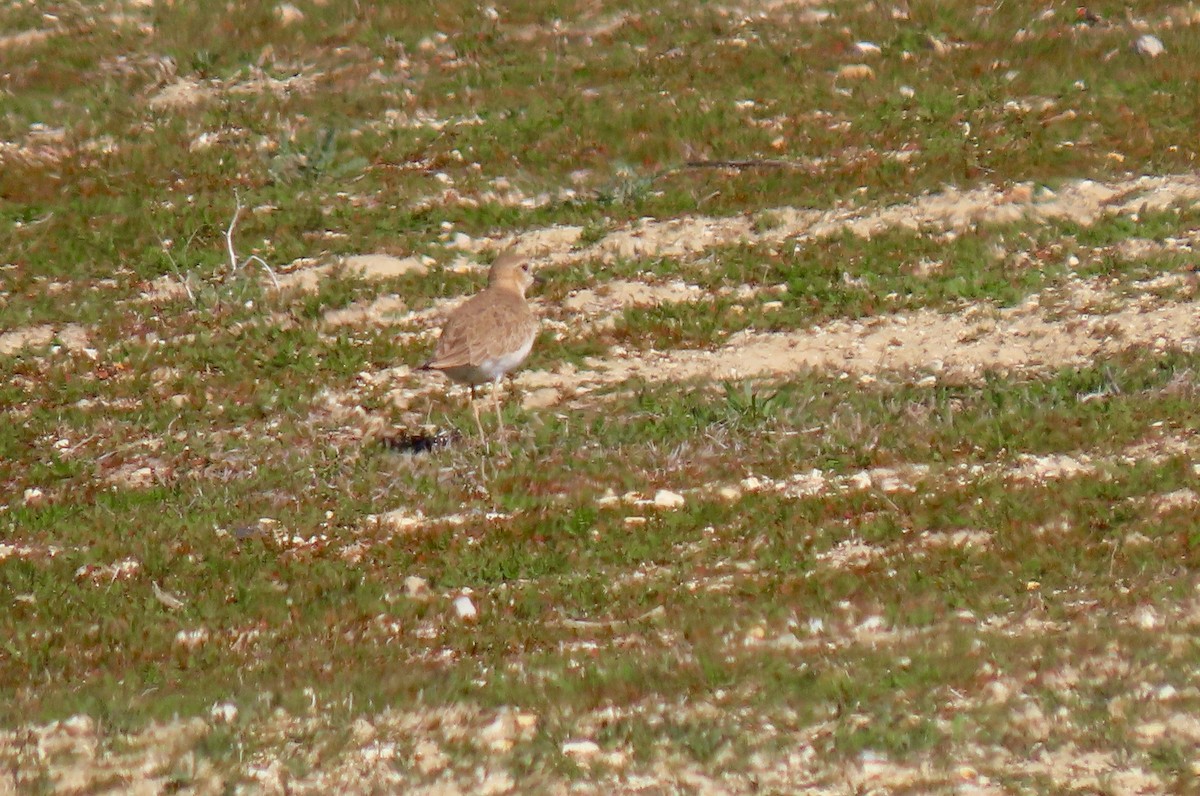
[420,249,540,446]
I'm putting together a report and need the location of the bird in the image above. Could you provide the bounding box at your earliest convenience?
[421,249,539,447]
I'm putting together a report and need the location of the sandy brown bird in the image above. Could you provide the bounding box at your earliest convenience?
[421,249,539,445]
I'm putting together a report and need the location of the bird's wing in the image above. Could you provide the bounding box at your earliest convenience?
[488,305,538,359]
[424,313,478,369]
[424,294,494,369]
[424,293,537,370]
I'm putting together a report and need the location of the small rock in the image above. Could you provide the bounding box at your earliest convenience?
[848,471,873,490]
[852,41,881,56]
[561,739,601,759]
[836,63,875,81]
[413,739,448,775]
[595,490,620,507]
[126,466,156,489]
[601,750,629,767]
[480,712,519,751]
[1133,605,1161,630]
[859,749,891,777]
[924,33,950,54]
[210,703,239,724]
[857,615,887,633]
[61,715,94,736]
[276,3,303,24]
[1133,34,1165,58]
[351,718,376,743]
[453,594,477,621]
[772,632,804,651]
[717,486,741,501]
[653,489,685,509]
[174,627,210,649]
[1006,183,1035,203]
[404,575,430,598]
[1124,531,1152,547]
[984,679,1012,704]
[22,487,45,506]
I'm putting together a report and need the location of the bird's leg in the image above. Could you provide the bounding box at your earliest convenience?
[469,385,487,450]
[492,379,505,438]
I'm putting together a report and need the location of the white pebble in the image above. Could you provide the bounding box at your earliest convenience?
[61,715,94,736]
[1133,606,1161,630]
[453,595,477,621]
[276,3,304,25]
[561,739,601,758]
[653,489,686,509]
[857,615,887,632]
[210,702,239,723]
[174,627,210,649]
[1133,35,1165,58]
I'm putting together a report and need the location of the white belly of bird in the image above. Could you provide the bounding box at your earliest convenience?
[443,336,534,386]
[480,336,534,381]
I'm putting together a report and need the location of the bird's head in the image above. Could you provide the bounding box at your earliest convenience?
[487,249,539,295]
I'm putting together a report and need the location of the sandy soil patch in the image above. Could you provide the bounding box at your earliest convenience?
[0,323,91,357]
[450,173,1200,268]
[518,276,1200,401]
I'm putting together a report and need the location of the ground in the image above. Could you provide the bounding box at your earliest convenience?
[2,0,1200,793]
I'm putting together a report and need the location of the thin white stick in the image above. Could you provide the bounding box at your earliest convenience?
[225,193,242,272]
[242,254,280,289]
[225,192,284,289]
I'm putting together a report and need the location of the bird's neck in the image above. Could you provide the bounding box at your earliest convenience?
[490,283,526,299]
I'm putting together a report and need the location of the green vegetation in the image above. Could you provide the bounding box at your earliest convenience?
[3,0,1199,791]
